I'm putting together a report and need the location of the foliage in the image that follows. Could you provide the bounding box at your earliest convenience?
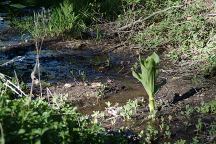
[196,100,216,114]
[0,81,130,144]
[138,100,216,143]
[131,0,216,71]
[132,52,159,116]
[120,99,138,120]
[11,0,124,38]
[12,0,83,38]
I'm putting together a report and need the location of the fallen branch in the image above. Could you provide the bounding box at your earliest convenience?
[207,13,216,17]
[0,56,25,67]
[96,43,124,54]
[0,73,27,97]
[118,4,184,31]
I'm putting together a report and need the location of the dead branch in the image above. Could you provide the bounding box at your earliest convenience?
[0,73,27,97]
[0,56,25,67]
[118,4,184,31]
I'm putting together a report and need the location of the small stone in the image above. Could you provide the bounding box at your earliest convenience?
[91,82,102,88]
[64,83,72,88]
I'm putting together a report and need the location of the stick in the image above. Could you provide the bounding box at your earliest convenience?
[0,73,27,97]
[118,4,184,31]
[0,56,25,67]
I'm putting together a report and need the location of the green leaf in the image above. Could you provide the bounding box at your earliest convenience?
[131,52,159,115]
[18,129,25,134]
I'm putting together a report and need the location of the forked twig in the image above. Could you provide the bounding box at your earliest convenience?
[30,11,45,98]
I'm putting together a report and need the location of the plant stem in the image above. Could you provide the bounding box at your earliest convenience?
[149,94,155,115]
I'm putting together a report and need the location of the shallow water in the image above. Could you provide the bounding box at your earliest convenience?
[0,12,31,48]
[0,7,147,114]
[0,46,118,83]
[79,78,146,114]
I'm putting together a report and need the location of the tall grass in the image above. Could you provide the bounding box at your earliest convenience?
[12,0,84,38]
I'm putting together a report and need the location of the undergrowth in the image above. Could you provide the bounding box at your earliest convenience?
[128,0,216,71]
[12,0,85,38]
[0,81,128,144]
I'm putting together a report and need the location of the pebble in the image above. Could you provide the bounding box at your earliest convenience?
[91,82,102,88]
[64,83,72,88]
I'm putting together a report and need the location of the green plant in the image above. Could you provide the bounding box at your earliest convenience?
[132,52,159,117]
[12,0,82,38]
[196,100,216,114]
[195,118,203,133]
[0,81,131,143]
[175,139,186,144]
[120,99,138,120]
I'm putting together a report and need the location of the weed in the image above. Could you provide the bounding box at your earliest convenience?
[196,100,216,114]
[96,83,108,99]
[195,118,203,133]
[144,122,158,143]
[126,0,216,72]
[192,137,199,144]
[0,123,4,144]
[184,105,194,118]
[132,52,159,117]
[209,122,216,136]
[70,69,87,82]
[12,0,83,38]
[175,139,186,144]
[120,99,138,120]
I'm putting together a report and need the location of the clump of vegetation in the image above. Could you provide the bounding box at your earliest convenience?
[137,100,216,143]
[128,0,216,71]
[0,81,130,143]
[12,0,84,38]
[132,52,159,117]
[11,0,123,38]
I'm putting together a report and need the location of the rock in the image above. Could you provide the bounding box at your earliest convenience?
[64,83,73,88]
[91,82,103,88]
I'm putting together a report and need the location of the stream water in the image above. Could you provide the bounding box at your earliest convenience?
[0,6,147,114]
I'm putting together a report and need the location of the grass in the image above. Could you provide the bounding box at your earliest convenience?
[128,0,216,72]
[12,0,84,39]
[11,0,123,38]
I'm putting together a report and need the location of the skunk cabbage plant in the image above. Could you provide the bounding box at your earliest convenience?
[132,52,159,117]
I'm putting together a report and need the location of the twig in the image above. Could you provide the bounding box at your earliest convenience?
[0,56,25,67]
[14,70,20,89]
[118,4,184,31]
[0,123,5,144]
[207,13,216,17]
[96,43,124,54]
[30,11,45,98]
[0,73,27,97]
